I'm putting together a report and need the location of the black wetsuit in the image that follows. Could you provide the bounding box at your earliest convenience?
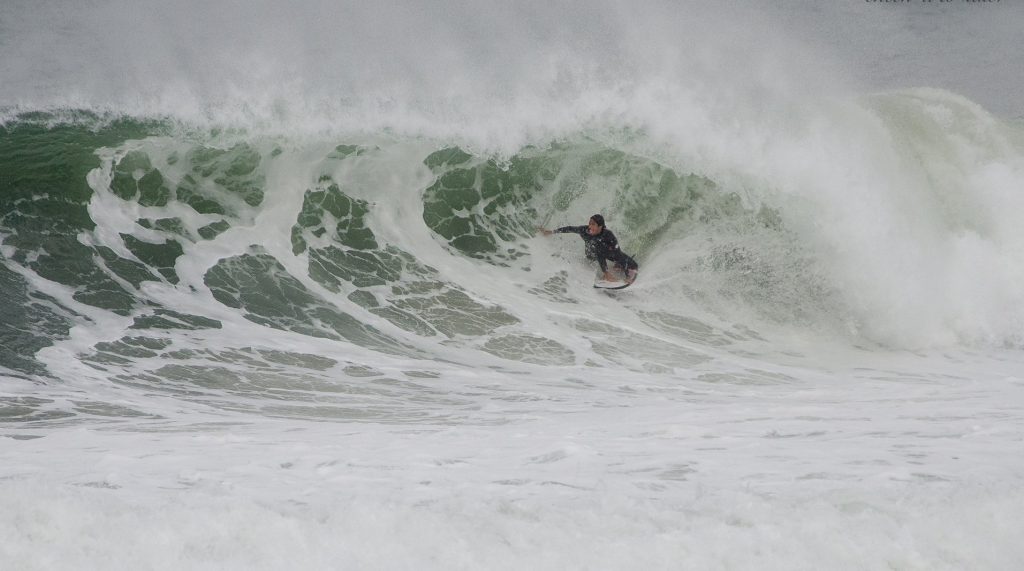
[555,226,639,275]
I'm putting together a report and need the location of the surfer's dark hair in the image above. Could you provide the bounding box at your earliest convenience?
[589,214,605,228]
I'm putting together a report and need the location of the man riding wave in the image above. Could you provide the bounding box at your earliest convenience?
[538,214,638,284]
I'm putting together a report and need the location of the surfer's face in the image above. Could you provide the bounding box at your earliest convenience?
[587,219,602,235]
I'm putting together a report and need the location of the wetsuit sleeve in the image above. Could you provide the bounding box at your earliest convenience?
[554,226,587,236]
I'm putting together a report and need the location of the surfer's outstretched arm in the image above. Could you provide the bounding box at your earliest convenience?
[538,226,587,237]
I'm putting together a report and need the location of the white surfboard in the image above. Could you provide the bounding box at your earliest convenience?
[593,279,632,290]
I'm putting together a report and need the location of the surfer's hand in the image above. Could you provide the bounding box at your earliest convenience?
[537,227,552,236]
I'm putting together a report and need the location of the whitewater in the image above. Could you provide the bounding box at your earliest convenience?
[3,0,1024,569]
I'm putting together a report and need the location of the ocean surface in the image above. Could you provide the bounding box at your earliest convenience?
[3,1,1024,569]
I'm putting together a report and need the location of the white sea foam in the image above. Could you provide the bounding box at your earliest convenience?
[4,348,1024,569]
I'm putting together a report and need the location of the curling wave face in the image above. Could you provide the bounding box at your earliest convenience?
[2,88,1024,421]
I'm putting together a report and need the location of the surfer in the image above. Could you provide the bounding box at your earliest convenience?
[538,214,639,284]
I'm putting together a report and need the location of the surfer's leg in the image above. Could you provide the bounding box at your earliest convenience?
[621,256,638,283]
[612,262,628,281]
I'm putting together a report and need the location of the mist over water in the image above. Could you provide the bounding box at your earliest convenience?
[3,1,1024,569]
[3,0,1022,128]
[1,0,849,140]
